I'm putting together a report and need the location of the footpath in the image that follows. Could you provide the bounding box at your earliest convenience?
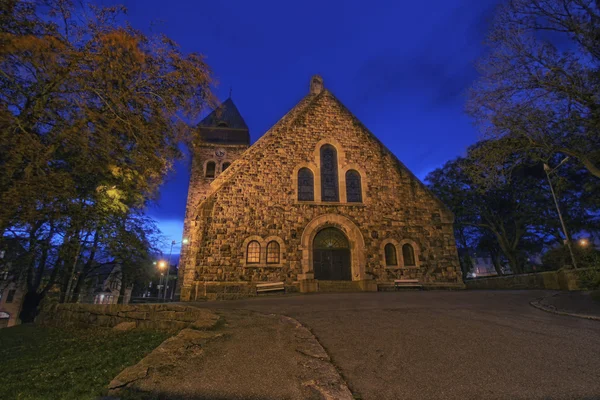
[531,291,600,321]
[108,309,353,400]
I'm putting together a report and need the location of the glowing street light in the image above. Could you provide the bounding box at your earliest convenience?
[579,238,589,247]
[163,239,189,301]
[158,260,167,269]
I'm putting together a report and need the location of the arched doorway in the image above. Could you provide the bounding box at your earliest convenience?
[313,227,351,280]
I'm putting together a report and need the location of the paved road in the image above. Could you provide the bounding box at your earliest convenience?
[193,291,600,400]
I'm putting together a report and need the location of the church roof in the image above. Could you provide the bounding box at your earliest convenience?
[207,76,454,218]
[198,98,249,130]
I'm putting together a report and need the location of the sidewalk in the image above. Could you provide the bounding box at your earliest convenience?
[109,309,353,400]
[531,291,600,321]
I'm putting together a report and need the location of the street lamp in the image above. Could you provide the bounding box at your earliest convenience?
[579,238,589,247]
[163,239,189,301]
[157,260,167,298]
[543,158,577,269]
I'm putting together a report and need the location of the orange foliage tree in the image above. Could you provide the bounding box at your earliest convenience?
[0,0,215,321]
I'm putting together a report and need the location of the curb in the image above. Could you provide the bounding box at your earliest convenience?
[279,315,355,400]
[530,298,600,322]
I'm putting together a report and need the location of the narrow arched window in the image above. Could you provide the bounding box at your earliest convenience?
[385,243,398,266]
[247,241,260,264]
[320,144,339,202]
[266,241,280,264]
[222,162,231,172]
[346,170,362,202]
[205,161,216,178]
[402,244,416,266]
[298,168,314,201]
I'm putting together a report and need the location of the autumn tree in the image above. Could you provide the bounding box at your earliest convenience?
[468,0,600,179]
[0,0,215,322]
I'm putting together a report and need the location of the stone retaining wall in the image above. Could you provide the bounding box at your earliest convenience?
[187,281,300,301]
[465,268,595,291]
[38,303,218,332]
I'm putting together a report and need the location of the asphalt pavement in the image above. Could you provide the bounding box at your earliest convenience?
[193,290,600,400]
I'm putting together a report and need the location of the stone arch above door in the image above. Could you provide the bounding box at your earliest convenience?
[300,214,366,281]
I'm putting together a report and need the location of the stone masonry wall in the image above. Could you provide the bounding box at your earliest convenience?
[38,303,218,332]
[180,85,462,299]
[178,143,248,294]
[465,268,593,291]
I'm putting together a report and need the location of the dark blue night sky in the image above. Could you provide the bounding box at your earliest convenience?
[116,0,499,253]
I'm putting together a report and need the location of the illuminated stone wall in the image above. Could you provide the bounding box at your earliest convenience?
[179,77,462,300]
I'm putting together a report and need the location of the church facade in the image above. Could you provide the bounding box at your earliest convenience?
[178,76,463,301]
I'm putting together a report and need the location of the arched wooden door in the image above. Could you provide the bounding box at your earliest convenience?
[313,227,351,280]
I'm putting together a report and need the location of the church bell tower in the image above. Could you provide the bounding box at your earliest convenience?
[177,98,250,300]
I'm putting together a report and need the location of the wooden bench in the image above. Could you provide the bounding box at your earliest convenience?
[256,281,285,295]
[394,279,423,290]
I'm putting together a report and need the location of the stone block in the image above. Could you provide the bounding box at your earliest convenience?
[299,279,318,293]
[113,321,137,331]
[174,311,199,322]
[124,311,149,320]
[357,279,378,292]
[152,311,176,320]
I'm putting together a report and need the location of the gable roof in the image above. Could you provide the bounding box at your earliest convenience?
[198,98,249,130]
[210,91,317,189]
[206,80,454,218]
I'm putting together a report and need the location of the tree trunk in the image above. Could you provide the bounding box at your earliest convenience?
[492,233,523,274]
[19,290,44,324]
[491,254,504,276]
[576,154,600,179]
[455,227,473,281]
[69,273,85,303]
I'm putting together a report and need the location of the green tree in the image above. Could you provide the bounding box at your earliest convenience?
[0,0,214,322]
[429,150,559,274]
[468,0,600,179]
[428,141,599,275]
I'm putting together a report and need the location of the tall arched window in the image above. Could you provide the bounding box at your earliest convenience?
[246,241,260,264]
[402,244,416,266]
[320,145,339,202]
[345,170,362,203]
[385,243,398,266]
[298,168,314,201]
[266,241,280,264]
[222,162,231,171]
[205,161,216,178]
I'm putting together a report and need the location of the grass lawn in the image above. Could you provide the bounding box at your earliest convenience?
[0,324,169,400]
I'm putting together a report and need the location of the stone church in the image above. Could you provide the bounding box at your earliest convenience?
[178,76,462,301]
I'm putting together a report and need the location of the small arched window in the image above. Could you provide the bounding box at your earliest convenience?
[217,121,228,127]
[320,145,339,202]
[345,170,362,202]
[402,244,416,266]
[266,241,280,264]
[384,243,398,266]
[205,161,216,178]
[222,162,231,172]
[298,168,314,201]
[246,241,260,264]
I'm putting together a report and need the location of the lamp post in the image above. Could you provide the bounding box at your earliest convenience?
[543,158,578,269]
[163,238,189,301]
[157,260,167,299]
